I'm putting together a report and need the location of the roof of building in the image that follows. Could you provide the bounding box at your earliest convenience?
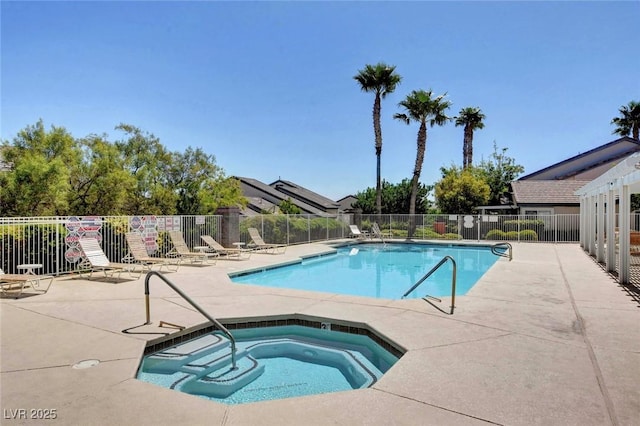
[511,180,591,205]
[336,195,357,211]
[269,179,340,211]
[235,177,325,215]
[518,136,640,180]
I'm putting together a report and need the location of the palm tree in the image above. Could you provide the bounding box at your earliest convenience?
[455,107,485,169]
[394,89,451,235]
[354,63,402,215]
[611,101,640,140]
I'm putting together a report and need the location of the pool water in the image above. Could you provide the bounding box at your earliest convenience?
[231,243,500,299]
[137,325,399,404]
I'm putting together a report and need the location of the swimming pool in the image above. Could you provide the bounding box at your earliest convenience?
[137,321,401,404]
[231,243,500,299]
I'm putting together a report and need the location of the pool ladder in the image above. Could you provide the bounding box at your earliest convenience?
[491,242,513,261]
[143,271,237,370]
[401,256,457,315]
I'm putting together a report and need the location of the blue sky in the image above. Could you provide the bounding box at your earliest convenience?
[2,1,639,201]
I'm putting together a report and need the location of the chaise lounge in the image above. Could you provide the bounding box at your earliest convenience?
[247,228,287,254]
[78,238,143,281]
[200,235,252,260]
[167,231,218,265]
[124,232,181,272]
[0,268,53,298]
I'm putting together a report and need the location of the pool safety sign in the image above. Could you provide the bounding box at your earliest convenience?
[130,216,159,254]
[64,216,103,263]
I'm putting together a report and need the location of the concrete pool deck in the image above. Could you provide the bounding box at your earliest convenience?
[1,241,638,425]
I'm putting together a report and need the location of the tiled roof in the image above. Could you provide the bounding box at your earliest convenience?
[511,180,591,204]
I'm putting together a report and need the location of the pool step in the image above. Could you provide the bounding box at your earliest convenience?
[181,355,265,398]
[142,333,231,374]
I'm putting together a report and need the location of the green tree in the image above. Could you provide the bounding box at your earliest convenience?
[476,143,524,205]
[434,167,490,214]
[354,62,402,215]
[199,176,247,214]
[0,120,79,216]
[168,147,245,214]
[68,134,135,215]
[278,198,302,215]
[353,179,433,214]
[455,107,485,168]
[115,124,177,215]
[611,100,640,139]
[394,89,451,235]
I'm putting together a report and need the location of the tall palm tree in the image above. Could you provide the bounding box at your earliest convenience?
[394,90,451,234]
[354,63,402,215]
[611,100,640,140]
[455,107,485,169]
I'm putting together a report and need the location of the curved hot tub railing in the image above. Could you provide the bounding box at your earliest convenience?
[143,271,237,370]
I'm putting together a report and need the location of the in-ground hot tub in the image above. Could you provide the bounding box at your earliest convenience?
[136,315,404,404]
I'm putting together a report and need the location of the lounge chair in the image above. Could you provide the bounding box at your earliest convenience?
[124,232,181,272]
[371,222,392,240]
[167,231,218,265]
[247,228,287,254]
[78,238,142,280]
[0,268,53,298]
[200,235,252,260]
[349,225,367,239]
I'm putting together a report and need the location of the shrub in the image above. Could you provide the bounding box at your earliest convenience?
[519,229,538,241]
[421,229,445,239]
[443,233,462,240]
[503,219,544,232]
[505,231,519,240]
[485,229,506,240]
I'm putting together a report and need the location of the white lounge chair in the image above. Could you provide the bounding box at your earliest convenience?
[200,235,252,260]
[167,231,217,265]
[349,225,367,239]
[78,238,142,280]
[124,232,181,272]
[247,228,287,254]
[1,268,53,298]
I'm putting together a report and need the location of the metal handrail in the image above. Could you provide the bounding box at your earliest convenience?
[401,255,457,314]
[491,242,513,261]
[144,271,237,370]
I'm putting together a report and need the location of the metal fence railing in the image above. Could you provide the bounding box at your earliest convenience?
[238,213,352,245]
[0,215,222,276]
[1,213,583,277]
[357,214,581,243]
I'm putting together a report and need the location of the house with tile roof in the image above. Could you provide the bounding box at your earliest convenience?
[479,136,640,215]
[518,136,640,181]
[510,180,591,215]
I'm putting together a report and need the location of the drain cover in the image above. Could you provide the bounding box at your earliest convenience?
[72,359,100,369]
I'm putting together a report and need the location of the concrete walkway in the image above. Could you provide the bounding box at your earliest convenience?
[1,242,638,425]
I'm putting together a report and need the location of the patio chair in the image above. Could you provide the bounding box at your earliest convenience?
[1,268,53,298]
[349,225,367,239]
[78,238,143,280]
[124,232,181,272]
[200,235,252,260]
[371,222,392,240]
[247,228,287,254]
[167,231,218,265]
